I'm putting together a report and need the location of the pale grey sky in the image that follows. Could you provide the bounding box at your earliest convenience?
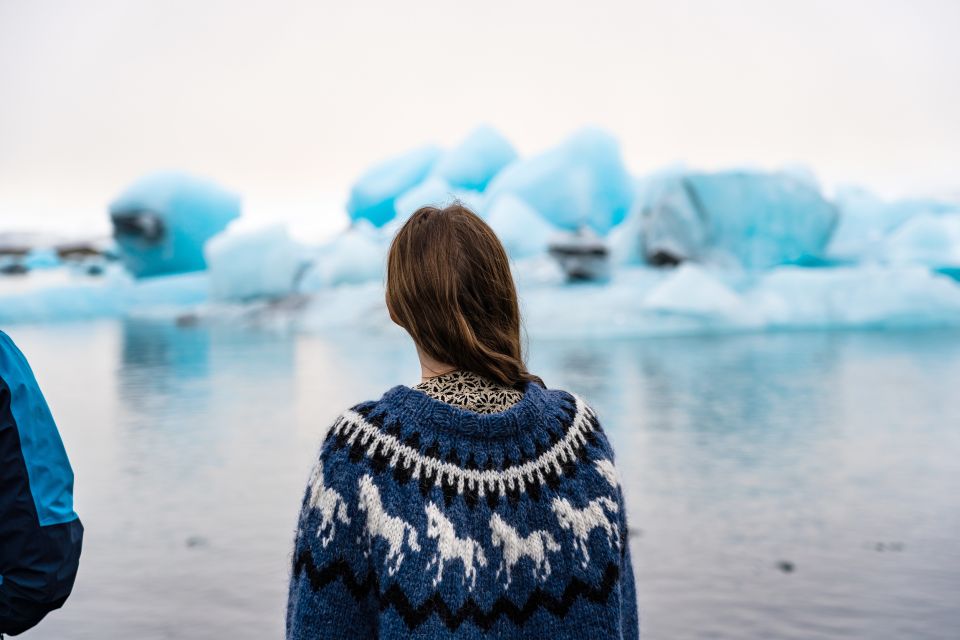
[1,0,958,237]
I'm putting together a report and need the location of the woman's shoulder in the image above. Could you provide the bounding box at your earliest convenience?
[314,382,621,498]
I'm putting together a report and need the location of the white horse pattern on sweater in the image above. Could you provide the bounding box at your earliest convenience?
[489,513,561,587]
[307,461,351,547]
[551,496,620,568]
[312,473,626,586]
[425,502,488,591]
[358,474,421,575]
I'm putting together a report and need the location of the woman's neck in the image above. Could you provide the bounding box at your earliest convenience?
[416,345,457,383]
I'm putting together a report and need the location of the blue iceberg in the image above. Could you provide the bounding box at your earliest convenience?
[5,126,960,333]
[109,172,240,278]
[483,128,634,235]
[346,146,442,227]
[485,195,559,259]
[430,125,517,191]
[639,170,839,269]
[24,248,62,271]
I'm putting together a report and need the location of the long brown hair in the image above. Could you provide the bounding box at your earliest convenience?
[385,202,544,391]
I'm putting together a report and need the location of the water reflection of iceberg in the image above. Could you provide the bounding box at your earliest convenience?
[119,318,213,416]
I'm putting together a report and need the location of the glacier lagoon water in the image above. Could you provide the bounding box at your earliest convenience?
[11,321,960,640]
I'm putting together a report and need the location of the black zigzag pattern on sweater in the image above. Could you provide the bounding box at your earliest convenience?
[293,549,620,632]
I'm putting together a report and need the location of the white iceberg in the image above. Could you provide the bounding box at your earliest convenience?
[828,187,960,262]
[0,268,208,325]
[299,221,386,290]
[644,264,751,320]
[205,224,308,302]
[746,266,960,329]
[882,214,960,267]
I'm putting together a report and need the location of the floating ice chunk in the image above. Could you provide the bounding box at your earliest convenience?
[299,221,386,290]
[609,171,683,266]
[0,268,207,325]
[517,268,669,339]
[644,264,750,319]
[485,195,558,259]
[882,214,960,267]
[205,224,307,302]
[346,146,441,227]
[430,125,517,191]
[747,266,960,329]
[484,128,633,235]
[642,171,839,269]
[827,187,960,261]
[109,172,240,278]
[24,248,61,270]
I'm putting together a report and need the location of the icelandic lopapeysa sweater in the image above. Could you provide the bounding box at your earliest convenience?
[286,378,639,639]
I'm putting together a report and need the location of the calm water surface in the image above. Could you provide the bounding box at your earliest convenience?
[10,320,960,639]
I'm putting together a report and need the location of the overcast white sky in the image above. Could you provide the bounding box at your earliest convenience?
[1,0,958,238]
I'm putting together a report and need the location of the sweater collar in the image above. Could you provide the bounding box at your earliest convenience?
[378,379,550,439]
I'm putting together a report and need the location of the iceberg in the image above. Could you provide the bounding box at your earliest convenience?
[484,195,558,260]
[483,128,634,235]
[5,128,960,336]
[644,264,752,320]
[299,221,386,290]
[0,268,208,325]
[827,187,960,262]
[391,177,458,224]
[640,170,839,269]
[608,171,682,266]
[205,224,308,302]
[430,125,517,191]
[385,179,484,236]
[24,248,62,271]
[346,145,441,227]
[882,214,960,267]
[520,265,960,338]
[746,266,960,329]
[109,172,240,278]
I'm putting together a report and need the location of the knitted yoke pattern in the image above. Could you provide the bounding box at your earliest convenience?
[286,380,639,640]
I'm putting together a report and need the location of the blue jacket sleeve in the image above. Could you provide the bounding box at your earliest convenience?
[0,331,83,636]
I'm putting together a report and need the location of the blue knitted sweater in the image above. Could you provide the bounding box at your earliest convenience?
[286,380,639,639]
